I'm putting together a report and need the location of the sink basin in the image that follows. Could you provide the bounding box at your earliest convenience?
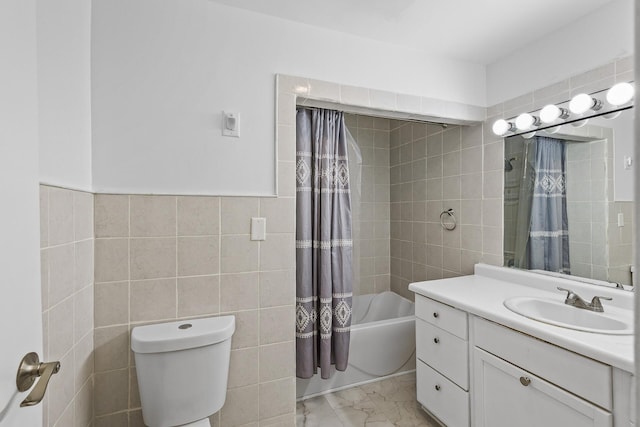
[504,297,633,335]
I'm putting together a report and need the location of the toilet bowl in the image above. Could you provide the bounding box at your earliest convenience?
[131,316,235,427]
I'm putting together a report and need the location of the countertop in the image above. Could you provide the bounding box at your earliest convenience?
[408,265,635,373]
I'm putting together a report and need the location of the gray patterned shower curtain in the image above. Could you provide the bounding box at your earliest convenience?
[295,108,353,379]
[527,136,570,273]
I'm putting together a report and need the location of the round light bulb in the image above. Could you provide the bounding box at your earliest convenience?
[515,113,537,130]
[569,93,595,114]
[606,82,634,106]
[522,131,537,139]
[492,119,512,136]
[540,104,562,123]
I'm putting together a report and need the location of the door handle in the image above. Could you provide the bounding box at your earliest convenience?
[16,352,60,407]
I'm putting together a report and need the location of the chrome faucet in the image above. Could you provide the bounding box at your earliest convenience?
[557,287,612,313]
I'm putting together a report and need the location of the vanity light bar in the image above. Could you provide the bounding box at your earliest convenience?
[492,81,635,137]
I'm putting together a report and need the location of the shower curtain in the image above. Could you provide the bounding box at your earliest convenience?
[295,108,353,379]
[514,136,570,273]
[346,127,362,295]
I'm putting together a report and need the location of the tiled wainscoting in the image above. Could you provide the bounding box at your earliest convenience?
[93,195,296,426]
[40,185,94,427]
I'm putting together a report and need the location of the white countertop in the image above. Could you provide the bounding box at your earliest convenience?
[408,265,634,373]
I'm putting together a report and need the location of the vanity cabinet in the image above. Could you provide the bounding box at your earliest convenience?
[415,296,470,426]
[414,294,634,427]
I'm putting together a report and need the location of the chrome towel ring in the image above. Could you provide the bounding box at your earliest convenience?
[440,208,456,231]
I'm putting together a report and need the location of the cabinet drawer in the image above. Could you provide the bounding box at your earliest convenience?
[416,318,469,390]
[473,317,612,410]
[417,360,469,427]
[415,296,468,340]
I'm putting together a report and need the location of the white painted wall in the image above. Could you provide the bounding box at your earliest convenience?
[91,0,486,196]
[37,0,92,191]
[0,0,43,425]
[486,0,634,106]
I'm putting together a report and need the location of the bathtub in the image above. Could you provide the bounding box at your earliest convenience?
[296,291,416,399]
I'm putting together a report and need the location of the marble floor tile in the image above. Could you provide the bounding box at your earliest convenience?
[296,396,344,427]
[296,373,440,427]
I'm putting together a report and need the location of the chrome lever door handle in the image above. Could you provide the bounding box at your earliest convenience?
[16,352,60,407]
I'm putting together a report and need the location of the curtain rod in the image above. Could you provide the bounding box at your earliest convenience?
[296,105,448,128]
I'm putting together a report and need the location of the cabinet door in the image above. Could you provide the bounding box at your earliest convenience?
[473,348,612,427]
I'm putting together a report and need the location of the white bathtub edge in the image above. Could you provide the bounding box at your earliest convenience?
[296,369,417,402]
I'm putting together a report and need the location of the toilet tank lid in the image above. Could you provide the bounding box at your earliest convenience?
[131,316,235,353]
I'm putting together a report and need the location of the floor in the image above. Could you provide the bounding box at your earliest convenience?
[296,373,440,427]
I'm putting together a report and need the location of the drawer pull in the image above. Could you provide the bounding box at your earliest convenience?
[519,376,531,386]
[433,337,440,344]
[433,312,439,318]
[435,384,441,391]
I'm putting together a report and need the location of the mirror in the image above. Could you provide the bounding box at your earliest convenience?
[503,108,635,287]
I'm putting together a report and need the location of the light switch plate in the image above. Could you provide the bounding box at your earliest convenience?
[222,111,240,137]
[251,217,266,241]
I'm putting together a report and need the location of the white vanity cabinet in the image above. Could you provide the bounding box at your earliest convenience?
[413,294,635,427]
[415,296,470,426]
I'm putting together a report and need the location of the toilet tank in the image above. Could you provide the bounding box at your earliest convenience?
[131,316,235,427]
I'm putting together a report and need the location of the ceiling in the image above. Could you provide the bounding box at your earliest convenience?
[208,0,617,64]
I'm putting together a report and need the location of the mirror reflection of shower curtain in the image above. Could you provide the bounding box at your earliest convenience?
[346,128,362,295]
[513,136,570,273]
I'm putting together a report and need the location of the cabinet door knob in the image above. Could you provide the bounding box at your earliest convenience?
[433,337,440,344]
[433,312,439,318]
[519,376,531,386]
[435,384,441,391]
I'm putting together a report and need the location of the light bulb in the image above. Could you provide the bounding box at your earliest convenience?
[492,119,513,136]
[522,131,537,139]
[606,82,634,106]
[539,104,568,123]
[571,119,589,128]
[569,93,601,114]
[515,113,538,130]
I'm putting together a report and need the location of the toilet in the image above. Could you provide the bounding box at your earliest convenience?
[131,316,235,427]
